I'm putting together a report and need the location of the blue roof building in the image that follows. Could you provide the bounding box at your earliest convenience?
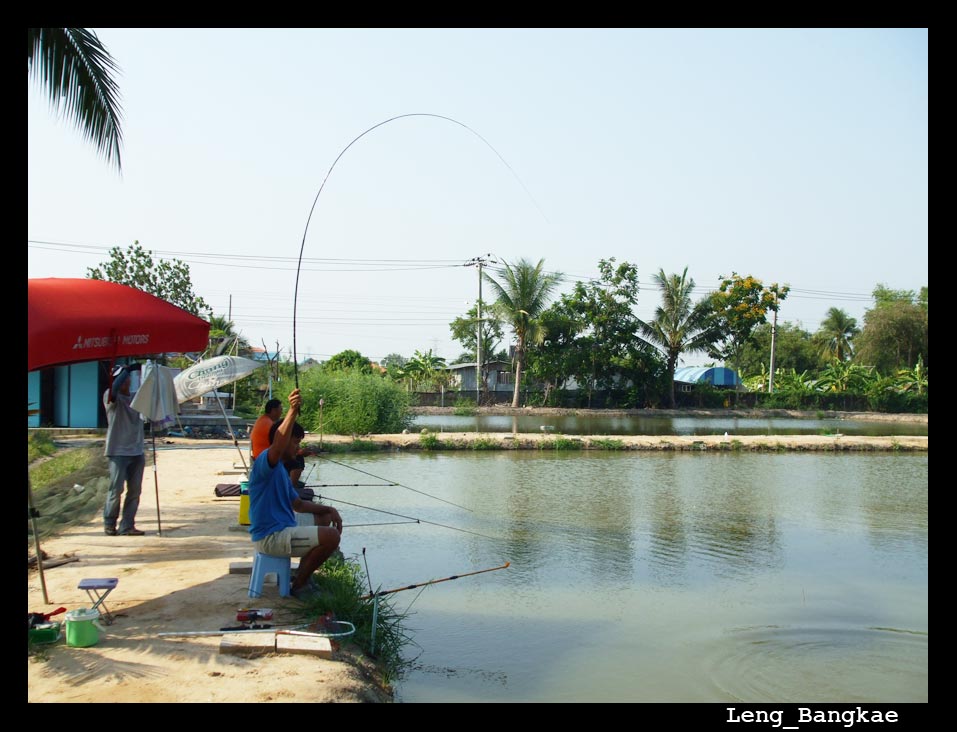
[673,366,742,388]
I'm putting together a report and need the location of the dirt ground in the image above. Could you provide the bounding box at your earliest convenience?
[27,444,392,703]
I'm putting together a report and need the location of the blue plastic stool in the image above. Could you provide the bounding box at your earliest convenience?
[248,553,291,598]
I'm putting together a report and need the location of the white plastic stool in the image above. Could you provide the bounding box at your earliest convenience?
[248,552,291,598]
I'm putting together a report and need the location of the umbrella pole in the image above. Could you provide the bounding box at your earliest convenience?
[214,392,248,475]
[28,476,50,604]
[152,428,163,536]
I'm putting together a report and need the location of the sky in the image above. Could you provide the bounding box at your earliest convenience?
[27,28,928,368]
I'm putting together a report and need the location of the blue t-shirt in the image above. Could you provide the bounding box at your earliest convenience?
[248,451,298,542]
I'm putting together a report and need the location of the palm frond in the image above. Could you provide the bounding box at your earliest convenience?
[28,28,124,171]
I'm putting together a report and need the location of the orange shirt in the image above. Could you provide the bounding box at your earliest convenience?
[250,414,276,459]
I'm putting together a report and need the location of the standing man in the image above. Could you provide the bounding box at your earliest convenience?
[250,398,282,460]
[248,388,342,600]
[103,364,146,536]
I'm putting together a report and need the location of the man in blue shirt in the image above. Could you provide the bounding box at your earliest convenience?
[248,388,342,600]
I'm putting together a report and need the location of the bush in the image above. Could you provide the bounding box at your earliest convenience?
[287,370,413,435]
[452,398,477,416]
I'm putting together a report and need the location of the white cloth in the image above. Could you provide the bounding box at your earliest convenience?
[131,361,179,429]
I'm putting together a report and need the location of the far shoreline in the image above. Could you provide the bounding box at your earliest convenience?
[407,405,928,423]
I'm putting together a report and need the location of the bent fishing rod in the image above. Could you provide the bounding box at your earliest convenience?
[360,561,510,600]
[291,112,548,387]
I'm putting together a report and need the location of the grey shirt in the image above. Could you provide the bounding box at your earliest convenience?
[103,389,144,457]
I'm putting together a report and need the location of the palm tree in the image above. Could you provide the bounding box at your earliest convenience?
[484,258,562,407]
[28,28,124,171]
[639,268,715,408]
[206,314,250,356]
[816,307,860,363]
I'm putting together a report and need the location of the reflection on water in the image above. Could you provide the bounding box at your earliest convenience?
[411,414,928,437]
[309,452,927,702]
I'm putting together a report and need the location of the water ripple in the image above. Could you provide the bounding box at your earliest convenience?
[701,625,927,702]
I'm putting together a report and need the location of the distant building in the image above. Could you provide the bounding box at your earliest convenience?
[673,366,742,392]
[445,360,514,393]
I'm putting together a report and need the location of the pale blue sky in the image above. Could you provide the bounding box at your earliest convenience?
[27,28,928,366]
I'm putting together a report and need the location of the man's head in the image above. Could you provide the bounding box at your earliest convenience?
[264,399,282,420]
[111,366,132,397]
[269,419,304,460]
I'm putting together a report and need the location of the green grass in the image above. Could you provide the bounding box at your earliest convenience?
[28,432,57,463]
[471,437,500,450]
[311,439,383,454]
[28,444,112,540]
[288,556,414,682]
[589,438,625,450]
[538,437,582,451]
[452,399,477,416]
[419,433,447,450]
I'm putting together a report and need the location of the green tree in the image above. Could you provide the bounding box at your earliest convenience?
[401,349,449,391]
[708,273,790,373]
[736,321,822,377]
[484,258,562,407]
[28,28,123,171]
[380,353,408,370]
[449,300,506,392]
[557,259,650,406]
[639,268,715,408]
[324,349,373,373]
[854,284,928,373]
[814,307,860,363]
[206,314,251,356]
[814,360,877,393]
[87,241,211,316]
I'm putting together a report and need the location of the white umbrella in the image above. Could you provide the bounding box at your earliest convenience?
[130,361,179,535]
[174,356,265,474]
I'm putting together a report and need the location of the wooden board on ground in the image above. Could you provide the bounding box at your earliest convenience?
[276,633,334,659]
[220,631,276,657]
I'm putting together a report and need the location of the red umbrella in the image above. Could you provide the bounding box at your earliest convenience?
[27,278,210,603]
[28,278,211,372]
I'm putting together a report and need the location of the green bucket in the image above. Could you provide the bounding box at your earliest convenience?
[65,608,100,647]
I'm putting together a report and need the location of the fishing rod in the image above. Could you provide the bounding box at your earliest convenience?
[317,454,472,512]
[315,493,498,541]
[292,112,549,388]
[360,561,510,600]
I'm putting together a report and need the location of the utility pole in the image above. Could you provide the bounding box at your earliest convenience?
[466,254,493,405]
[768,293,778,394]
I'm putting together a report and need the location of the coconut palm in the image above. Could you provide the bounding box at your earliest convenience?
[484,258,562,407]
[28,28,124,171]
[816,307,860,363]
[639,268,715,408]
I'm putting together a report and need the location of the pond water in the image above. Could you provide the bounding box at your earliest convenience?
[307,451,928,703]
[411,413,928,437]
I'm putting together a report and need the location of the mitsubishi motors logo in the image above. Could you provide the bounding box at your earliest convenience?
[72,333,150,350]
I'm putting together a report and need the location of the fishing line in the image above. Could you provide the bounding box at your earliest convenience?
[304,483,398,488]
[317,454,473,512]
[293,112,549,386]
[347,521,421,528]
[316,493,498,541]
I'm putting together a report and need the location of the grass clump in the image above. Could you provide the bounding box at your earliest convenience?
[539,437,582,451]
[471,437,499,450]
[419,433,447,451]
[292,556,414,682]
[452,399,477,416]
[28,432,57,463]
[590,438,625,451]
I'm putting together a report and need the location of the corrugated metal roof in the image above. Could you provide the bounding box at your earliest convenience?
[673,366,741,386]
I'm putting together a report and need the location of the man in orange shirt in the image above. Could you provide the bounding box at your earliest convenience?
[250,399,282,460]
